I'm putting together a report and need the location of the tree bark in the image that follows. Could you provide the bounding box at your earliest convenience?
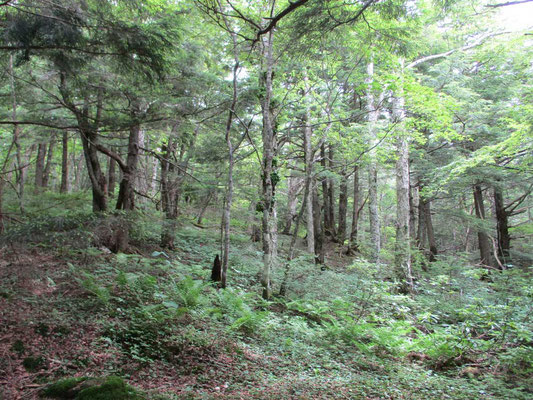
[417,196,428,249]
[303,75,315,253]
[108,156,116,196]
[409,184,417,241]
[60,132,69,193]
[34,143,47,192]
[366,60,380,262]
[349,165,361,251]
[282,170,302,234]
[60,76,108,212]
[320,144,331,236]
[392,66,413,292]
[326,144,336,237]
[220,18,240,289]
[425,200,437,262]
[473,184,493,267]
[42,139,55,188]
[160,137,179,249]
[313,185,324,264]
[116,123,140,211]
[259,25,278,300]
[493,185,510,264]
[113,110,141,253]
[337,167,348,244]
[9,54,25,212]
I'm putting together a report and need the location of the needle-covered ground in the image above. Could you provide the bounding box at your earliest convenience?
[0,219,531,399]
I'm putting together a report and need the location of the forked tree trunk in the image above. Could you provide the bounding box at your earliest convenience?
[60,77,108,212]
[113,117,141,253]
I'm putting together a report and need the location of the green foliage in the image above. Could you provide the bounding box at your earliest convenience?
[211,289,269,334]
[76,270,111,306]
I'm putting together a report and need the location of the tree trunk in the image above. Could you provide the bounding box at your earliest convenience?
[392,68,413,292]
[473,184,492,267]
[60,74,107,212]
[116,123,140,211]
[259,26,278,300]
[280,168,311,296]
[282,171,301,234]
[409,184,417,241]
[303,80,315,253]
[493,186,510,264]
[313,185,324,264]
[366,60,381,262]
[113,114,141,253]
[42,139,55,188]
[108,156,116,196]
[417,196,428,249]
[34,143,47,192]
[60,132,69,193]
[425,200,437,262]
[9,54,25,213]
[327,144,336,237]
[160,137,179,249]
[337,168,348,244]
[320,144,331,236]
[197,189,213,225]
[221,26,240,289]
[349,165,361,251]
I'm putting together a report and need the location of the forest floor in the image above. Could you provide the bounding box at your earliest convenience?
[0,221,531,399]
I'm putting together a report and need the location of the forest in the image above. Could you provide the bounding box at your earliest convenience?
[0,0,532,398]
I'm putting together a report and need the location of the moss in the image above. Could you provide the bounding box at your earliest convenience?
[23,355,46,372]
[77,376,142,400]
[41,377,87,398]
[41,376,143,399]
[11,339,25,355]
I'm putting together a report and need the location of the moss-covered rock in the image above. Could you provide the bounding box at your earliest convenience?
[41,377,87,398]
[40,376,143,399]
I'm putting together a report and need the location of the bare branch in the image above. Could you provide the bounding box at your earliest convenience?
[407,31,510,69]
[486,0,533,7]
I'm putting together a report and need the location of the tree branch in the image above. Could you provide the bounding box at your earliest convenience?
[486,0,533,7]
[407,31,510,69]
[255,0,310,41]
